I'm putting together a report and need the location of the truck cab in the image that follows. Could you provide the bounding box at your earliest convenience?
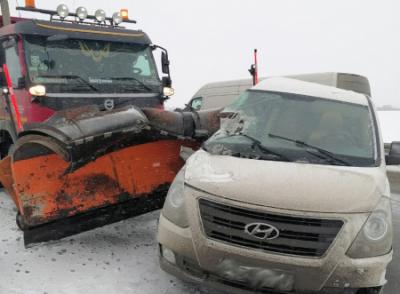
[0,4,173,157]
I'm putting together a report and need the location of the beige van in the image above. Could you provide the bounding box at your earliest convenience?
[158,77,399,294]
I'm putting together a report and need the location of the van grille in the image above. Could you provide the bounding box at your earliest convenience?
[199,199,343,257]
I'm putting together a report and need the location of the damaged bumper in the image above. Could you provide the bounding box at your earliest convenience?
[157,188,392,293]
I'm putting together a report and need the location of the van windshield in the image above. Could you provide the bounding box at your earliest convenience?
[204,90,378,167]
[23,35,161,94]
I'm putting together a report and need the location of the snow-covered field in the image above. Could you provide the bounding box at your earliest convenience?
[0,192,218,294]
[377,111,399,143]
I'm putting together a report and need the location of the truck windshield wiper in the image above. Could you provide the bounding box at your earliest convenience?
[222,133,291,161]
[104,77,154,92]
[268,133,351,166]
[39,74,99,92]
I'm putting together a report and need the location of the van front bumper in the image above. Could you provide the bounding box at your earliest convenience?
[158,208,392,294]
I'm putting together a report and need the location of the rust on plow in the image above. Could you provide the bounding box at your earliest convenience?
[13,140,190,228]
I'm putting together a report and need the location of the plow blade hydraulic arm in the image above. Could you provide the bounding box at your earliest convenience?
[0,105,221,247]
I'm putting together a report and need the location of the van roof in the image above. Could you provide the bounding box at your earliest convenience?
[252,77,369,106]
[194,72,371,97]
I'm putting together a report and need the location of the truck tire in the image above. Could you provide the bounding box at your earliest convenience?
[16,212,29,231]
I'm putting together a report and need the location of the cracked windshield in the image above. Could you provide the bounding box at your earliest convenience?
[23,36,161,93]
[205,90,376,167]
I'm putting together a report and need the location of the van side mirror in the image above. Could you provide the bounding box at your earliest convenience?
[386,142,400,165]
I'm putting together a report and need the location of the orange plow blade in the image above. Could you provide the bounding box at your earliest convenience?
[11,140,190,246]
[0,105,220,247]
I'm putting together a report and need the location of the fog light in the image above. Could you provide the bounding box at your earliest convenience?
[76,7,88,21]
[112,12,123,25]
[163,87,175,97]
[95,9,106,22]
[29,85,46,96]
[56,4,69,19]
[161,246,176,264]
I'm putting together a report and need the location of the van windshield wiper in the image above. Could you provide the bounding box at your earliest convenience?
[38,74,99,92]
[104,77,154,92]
[268,133,351,166]
[223,133,291,161]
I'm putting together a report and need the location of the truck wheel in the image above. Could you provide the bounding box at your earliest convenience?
[0,136,13,188]
[357,287,384,294]
[16,212,29,231]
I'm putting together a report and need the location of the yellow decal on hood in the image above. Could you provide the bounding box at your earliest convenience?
[79,42,110,63]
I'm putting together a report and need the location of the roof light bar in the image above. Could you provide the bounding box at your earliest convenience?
[16,5,137,26]
[112,12,123,25]
[56,4,69,19]
[76,7,88,21]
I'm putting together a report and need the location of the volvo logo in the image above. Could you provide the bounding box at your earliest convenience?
[244,223,280,240]
[104,99,114,110]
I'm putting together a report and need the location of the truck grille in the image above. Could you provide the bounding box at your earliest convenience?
[199,199,343,257]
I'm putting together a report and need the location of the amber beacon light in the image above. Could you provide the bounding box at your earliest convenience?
[120,9,129,20]
[25,0,36,8]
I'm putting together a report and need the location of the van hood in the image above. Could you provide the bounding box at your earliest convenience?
[185,150,388,213]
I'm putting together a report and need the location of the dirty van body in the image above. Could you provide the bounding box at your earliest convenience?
[158,77,400,294]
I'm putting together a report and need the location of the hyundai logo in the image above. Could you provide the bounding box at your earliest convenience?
[244,223,280,240]
[104,99,114,110]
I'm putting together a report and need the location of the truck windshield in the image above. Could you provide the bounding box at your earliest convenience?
[204,90,378,167]
[23,35,161,93]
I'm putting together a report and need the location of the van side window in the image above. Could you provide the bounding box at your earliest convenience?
[191,97,203,110]
[4,45,22,87]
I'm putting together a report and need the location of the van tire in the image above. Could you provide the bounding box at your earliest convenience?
[357,286,384,294]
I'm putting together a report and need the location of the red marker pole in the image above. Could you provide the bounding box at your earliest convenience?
[254,49,259,85]
[3,64,23,131]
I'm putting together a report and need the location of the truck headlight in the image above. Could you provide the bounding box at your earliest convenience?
[347,197,393,258]
[162,168,189,228]
[163,87,175,97]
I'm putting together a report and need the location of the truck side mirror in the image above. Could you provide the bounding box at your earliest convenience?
[161,51,170,75]
[386,142,400,165]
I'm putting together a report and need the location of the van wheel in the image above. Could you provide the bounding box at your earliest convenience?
[357,287,384,294]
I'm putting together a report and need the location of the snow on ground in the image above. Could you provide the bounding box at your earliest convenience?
[1,190,399,294]
[0,192,218,294]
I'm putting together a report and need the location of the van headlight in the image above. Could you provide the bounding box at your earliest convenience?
[162,168,189,228]
[347,197,393,258]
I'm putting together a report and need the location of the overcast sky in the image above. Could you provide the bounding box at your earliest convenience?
[8,0,400,108]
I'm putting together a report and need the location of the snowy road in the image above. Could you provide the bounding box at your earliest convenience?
[0,190,399,294]
[0,191,217,294]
